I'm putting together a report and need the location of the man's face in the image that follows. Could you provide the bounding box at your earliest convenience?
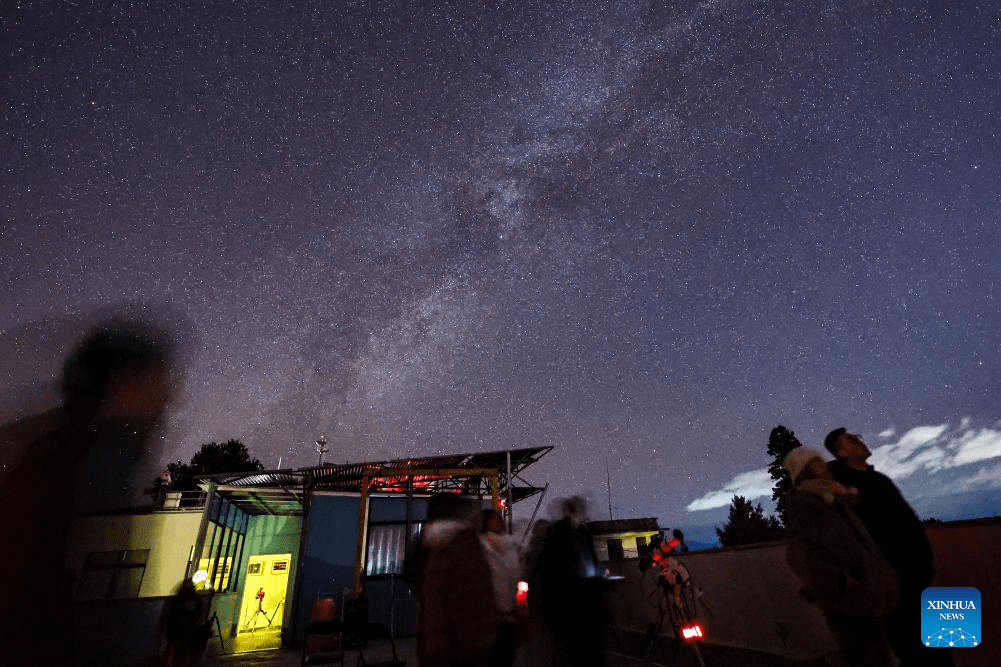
[835,432,871,463]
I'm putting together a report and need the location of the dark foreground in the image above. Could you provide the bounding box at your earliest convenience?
[200,633,797,667]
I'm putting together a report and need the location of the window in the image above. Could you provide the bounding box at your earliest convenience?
[606,538,624,562]
[76,549,150,600]
[366,522,422,577]
[195,497,249,592]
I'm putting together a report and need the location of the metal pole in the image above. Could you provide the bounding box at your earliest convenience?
[519,482,549,550]
[352,473,371,593]
[606,454,613,521]
[288,470,313,649]
[506,451,513,533]
[187,483,216,580]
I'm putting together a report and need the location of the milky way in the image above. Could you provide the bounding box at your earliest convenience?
[3,0,1000,534]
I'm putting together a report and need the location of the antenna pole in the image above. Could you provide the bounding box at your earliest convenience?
[606,454,613,521]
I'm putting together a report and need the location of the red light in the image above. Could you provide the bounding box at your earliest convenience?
[681,624,703,640]
[515,580,529,605]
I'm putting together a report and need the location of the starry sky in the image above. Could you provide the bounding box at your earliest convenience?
[3,0,1000,540]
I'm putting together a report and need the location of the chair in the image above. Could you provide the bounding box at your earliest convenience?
[340,595,405,667]
[302,593,404,667]
[301,594,342,666]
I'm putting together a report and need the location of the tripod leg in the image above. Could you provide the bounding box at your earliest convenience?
[642,596,669,666]
[212,612,226,653]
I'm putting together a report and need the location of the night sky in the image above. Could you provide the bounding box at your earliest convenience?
[3,0,1000,539]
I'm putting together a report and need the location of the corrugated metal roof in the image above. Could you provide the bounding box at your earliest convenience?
[199,446,551,516]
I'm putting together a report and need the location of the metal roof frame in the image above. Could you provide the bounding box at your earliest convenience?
[199,445,552,516]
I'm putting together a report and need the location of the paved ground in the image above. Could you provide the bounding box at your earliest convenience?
[200,635,792,667]
[205,636,417,667]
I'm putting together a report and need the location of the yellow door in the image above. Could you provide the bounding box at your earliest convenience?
[238,554,291,634]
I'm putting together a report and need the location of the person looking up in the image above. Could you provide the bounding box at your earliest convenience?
[823,428,953,666]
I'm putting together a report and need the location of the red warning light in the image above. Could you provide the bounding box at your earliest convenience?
[681,624,703,640]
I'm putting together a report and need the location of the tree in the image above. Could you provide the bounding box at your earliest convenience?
[715,495,785,547]
[767,425,804,525]
[147,439,263,498]
[189,439,263,475]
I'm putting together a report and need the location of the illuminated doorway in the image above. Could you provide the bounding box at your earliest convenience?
[234,553,291,651]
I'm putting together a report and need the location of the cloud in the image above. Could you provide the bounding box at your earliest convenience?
[685,469,772,511]
[950,428,1001,467]
[869,423,948,478]
[870,422,1001,479]
[685,419,1001,513]
[951,461,1001,493]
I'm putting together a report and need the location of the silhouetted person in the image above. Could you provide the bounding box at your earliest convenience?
[536,497,608,667]
[783,447,898,666]
[417,495,500,667]
[479,509,522,667]
[0,314,180,665]
[824,428,954,666]
[162,578,209,667]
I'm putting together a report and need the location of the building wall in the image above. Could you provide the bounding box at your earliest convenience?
[592,530,660,561]
[66,511,204,665]
[293,492,362,645]
[66,510,203,597]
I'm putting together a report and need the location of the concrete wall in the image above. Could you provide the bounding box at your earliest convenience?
[924,518,1000,667]
[605,517,1000,666]
[66,510,203,597]
[605,541,836,663]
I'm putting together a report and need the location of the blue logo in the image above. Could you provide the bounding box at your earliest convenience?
[921,587,981,648]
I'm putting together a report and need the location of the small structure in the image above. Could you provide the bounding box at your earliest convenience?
[587,517,662,562]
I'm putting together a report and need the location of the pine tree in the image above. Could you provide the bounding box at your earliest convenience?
[767,425,803,525]
[715,495,785,547]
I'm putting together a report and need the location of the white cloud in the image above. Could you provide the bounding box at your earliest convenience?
[869,423,948,479]
[685,419,1001,514]
[686,469,773,511]
[869,423,1001,478]
[950,428,1001,467]
[951,461,1001,493]
[848,418,1001,480]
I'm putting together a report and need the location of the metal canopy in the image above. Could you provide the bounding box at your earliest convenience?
[212,483,306,516]
[199,446,551,516]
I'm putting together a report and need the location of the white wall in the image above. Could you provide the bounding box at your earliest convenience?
[66,510,204,597]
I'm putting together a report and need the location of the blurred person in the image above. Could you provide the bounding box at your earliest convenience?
[824,428,953,666]
[536,496,608,667]
[417,494,500,667]
[479,509,523,667]
[161,577,210,667]
[0,313,182,665]
[783,447,899,666]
